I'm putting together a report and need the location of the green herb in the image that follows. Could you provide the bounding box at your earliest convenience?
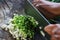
[9,15,38,40]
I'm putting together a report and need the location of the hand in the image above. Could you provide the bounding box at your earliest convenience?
[44,24,57,35]
[44,24,60,40]
[33,0,60,19]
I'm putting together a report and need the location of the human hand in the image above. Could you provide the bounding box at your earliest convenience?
[33,0,60,19]
[44,24,60,40]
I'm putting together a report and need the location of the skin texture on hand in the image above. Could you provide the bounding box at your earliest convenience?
[44,24,60,40]
[33,0,60,19]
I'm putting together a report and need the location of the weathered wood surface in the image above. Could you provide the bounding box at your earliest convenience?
[0,0,25,40]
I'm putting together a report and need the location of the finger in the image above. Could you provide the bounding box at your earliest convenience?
[56,24,60,28]
[33,0,51,7]
[44,24,57,35]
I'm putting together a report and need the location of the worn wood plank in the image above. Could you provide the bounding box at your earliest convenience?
[0,0,25,40]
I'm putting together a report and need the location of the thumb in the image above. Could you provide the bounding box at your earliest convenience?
[44,24,57,35]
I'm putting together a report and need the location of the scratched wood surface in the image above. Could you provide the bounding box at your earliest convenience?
[0,0,25,40]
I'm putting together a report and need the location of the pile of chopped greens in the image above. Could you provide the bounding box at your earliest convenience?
[1,15,38,40]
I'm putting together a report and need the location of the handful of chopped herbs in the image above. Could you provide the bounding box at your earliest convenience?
[2,15,38,40]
